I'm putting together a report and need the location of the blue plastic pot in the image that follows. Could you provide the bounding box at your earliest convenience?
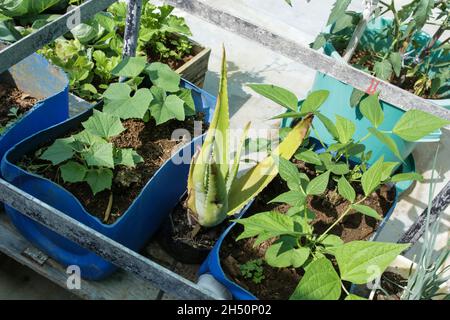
[0,52,69,166]
[1,80,216,280]
[199,143,399,300]
[300,18,449,165]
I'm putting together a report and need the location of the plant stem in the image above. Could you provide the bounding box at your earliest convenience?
[103,192,113,223]
[317,196,367,242]
[342,282,350,296]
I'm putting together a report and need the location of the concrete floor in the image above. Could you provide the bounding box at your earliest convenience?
[0,0,448,298]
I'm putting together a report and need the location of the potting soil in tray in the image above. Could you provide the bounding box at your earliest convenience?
[220,159,396,300]
[0,84,37,129]
[18,113,206,224]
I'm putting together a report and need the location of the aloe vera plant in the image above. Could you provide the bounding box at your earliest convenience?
[186,48,315,228]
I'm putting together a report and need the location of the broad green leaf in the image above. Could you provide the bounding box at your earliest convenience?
[269,190,306,207]
[178,88,196,116]
[301,90,329,113]
[332,13,354,33]
[335,115,355,144]
[381,162,399,181]
[374,60,393,80]
[351,204,382,220]
[360,93,384,128]
[350,89,366,108]
[114,148,144,167]
[326,0,351,26]
[393,110,450,142]
[345,294,367,300]
[145,62,181,92]
[391,172,424,183]
[321,234,344,248]
[294,149,322,165]
[361,157,384,196]
[82,110,125,139]
[83,142,114,168]
[306,171,330,195]
[84,168,113,195]
[247,83,298,112]
[333,241,410,284]
[235,211,304,241]
[317,113,339,139]
[270,111,307,120]
[337,176,355,202]
[368,127,403,161]
[265,237,310,268]
[103,83,152,120]
[111,56,146,78]
[60,161,87,183]
[149,86,185,124]
[72,130,105,146]
[389,52,402,77]
[40,137,74,165]
[277,157,309,190]
[290,258,341,300]
[328,162,350,175]
[286,206,316,220]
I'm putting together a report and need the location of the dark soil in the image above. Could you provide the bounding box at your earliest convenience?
[373,271,408,300]
[342,48,443,99]
[0,84,37,127]
[19,112,206,224]
[220,159,396,300]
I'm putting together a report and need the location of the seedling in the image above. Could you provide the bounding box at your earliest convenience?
[240,259,266,284]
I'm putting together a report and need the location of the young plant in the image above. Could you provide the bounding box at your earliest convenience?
[186,49,320,228]
[35,57,195,220]
[239,259,266,284]
[315,0,450,99]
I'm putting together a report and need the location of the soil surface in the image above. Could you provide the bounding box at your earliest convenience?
[145,41,196,71]
[0,84,37,128]
[19,112,206,224]
[220,159,396,300]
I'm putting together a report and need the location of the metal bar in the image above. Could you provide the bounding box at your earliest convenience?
[398,180,450,248]
[0,0,118,74]
[0,178,218,300]
[166,0,450,122]
[122,0,143,58]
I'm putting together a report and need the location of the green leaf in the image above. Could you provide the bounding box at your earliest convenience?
[278,157,307,190]
[269,190,306,207]
[333,241,410,284]
[306,171,330,195]
[345,294,367,300]
[103,83,152,120]
[114,148,144,167]
[381,162,399,181]
[294,149,322,165]
[83,142,114,168]
[178,88,196,116]
[350,89,366,108]
[337,176,355,202]
[389,52,402,77]
[391,172,424,183]
[351,204,382,220]
[84,168,113,195]
[335,115,355,144]
[40,138,74,165]
[290,258,341,300]
[82,110,125,139]
[361,157,384,196]
[328,162,350,175]
[393,110,450,142]
[317,113,339,139]
[111,56,146,78]
[368,127,403,161]
[359,93,384,128]
[149,86,185,125]
[265,237,310,268]
[326,0,351,26]
[72,130,105,146]
[60,161,87,183]
[321,234,344,248]
[235,211,304,241]
[247,84,298,112]
[301,90,329,113]
[374,60,393,80]
[145,62,181,93]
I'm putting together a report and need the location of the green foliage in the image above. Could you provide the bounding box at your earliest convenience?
[239,259,265,284]
[316,0,450,99]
